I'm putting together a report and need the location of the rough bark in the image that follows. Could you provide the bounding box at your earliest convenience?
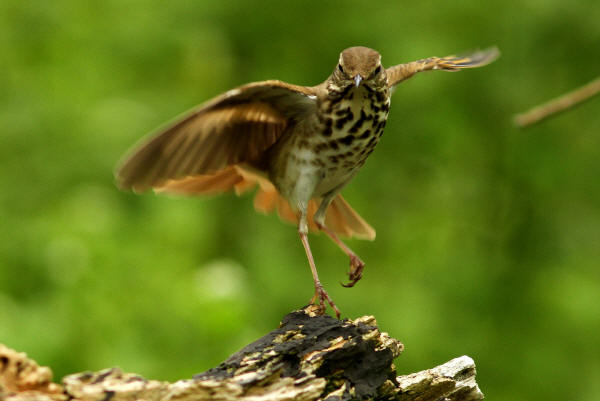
[0,307,483,401]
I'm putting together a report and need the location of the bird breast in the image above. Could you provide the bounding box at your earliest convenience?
[310,85,390,197]
[266,85,390,206]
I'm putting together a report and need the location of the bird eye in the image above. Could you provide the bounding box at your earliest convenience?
[338,64,344,73]
[374,65,381,74]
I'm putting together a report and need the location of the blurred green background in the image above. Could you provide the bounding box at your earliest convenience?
[1,1,599,400]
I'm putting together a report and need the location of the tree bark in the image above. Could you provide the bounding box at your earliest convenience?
[0,307,483,401]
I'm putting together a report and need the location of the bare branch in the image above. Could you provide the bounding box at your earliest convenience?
[514,76,600,127]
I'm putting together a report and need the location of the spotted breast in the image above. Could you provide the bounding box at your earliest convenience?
[312,83,390,197]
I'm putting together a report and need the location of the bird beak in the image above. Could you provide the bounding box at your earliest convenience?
[354,74,363,87]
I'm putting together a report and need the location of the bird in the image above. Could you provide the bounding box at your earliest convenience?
[116,46,499,318]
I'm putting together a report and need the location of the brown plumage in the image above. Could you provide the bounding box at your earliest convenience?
[116,46,499,318]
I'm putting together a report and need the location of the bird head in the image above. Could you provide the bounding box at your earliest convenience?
[333,46,386,90]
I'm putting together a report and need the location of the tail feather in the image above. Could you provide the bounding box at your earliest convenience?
[253,186,278,213]
[156,165,375,239]
[326,195,376,240]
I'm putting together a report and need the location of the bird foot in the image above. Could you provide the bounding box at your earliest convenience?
[310,283,341,319]
[341,255,365,288]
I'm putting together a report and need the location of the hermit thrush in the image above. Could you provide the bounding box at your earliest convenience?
[116,46,499,318]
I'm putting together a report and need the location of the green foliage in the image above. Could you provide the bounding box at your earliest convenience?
[1,1,599,400]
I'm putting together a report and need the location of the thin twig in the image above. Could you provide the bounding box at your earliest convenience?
[514,76,600,128]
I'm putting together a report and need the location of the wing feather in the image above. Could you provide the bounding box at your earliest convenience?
[116,80,317,192]
[386,47,499,87]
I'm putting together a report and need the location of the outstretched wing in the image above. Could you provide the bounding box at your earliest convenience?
[116,80,317,192]
[386,47,499,87]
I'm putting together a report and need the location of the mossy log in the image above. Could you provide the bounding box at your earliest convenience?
[0,307,483,401]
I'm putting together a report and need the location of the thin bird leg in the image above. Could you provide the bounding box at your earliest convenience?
[315,224,365,288]
[298,212,341,319]
[314,197,365,288]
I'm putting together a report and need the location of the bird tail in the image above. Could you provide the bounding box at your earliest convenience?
[324,195,376,240]
[156,165,375,240]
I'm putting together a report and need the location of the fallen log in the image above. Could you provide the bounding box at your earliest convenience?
[0,307,483,401]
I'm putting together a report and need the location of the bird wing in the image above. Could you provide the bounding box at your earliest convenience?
[386,47,499,88]
[116,80,317,192]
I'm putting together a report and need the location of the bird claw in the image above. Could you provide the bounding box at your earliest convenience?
[341,255,365,287]
[310,283,341,319]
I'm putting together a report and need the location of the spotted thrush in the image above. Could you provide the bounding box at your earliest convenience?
[116,46,499,318]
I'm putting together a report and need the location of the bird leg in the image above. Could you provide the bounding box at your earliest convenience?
[314,197,365,288]
[315,223,365,287]
[298,212,341,319]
